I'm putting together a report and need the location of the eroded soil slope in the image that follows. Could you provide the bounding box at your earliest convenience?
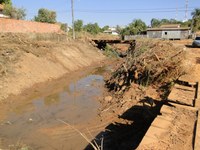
[0,33,105,101]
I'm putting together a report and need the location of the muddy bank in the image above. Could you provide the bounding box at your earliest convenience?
[0,71,104,149]
[0,62,118,150]
[0,33,105,101]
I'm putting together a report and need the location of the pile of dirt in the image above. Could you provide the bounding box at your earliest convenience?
[0,33,105,101]
[106,39,185,95]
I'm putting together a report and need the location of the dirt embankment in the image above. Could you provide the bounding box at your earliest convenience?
[0,33,105,101]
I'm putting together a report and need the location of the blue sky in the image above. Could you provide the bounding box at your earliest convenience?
[12,0,200,27]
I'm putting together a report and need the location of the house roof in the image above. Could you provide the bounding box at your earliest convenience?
[160,24,181,28]
[0,4,4,11]
[147,27,190,31]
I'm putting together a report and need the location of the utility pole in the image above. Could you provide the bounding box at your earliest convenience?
[175,7,178,20]
[184,0,189,21]
[71,0,75,39]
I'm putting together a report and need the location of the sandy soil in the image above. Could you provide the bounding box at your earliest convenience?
[137,40,200,150]
[0,33,105,101]
[0,36,199,150]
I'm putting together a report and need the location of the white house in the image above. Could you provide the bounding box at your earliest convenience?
[103,27,119,35]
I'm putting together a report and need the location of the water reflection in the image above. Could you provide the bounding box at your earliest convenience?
[3,75,104,126]
[44,94,60,106]
[0,74,105,150]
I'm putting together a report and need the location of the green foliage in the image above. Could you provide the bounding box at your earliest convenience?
[101,25,109,31]
[116,25,122,33]
[34,8,56,24]
[182,19,192,28]
[128,19,147,35]
[74,19,83,32]
[3,4,26,20]
[191,8,200,18]
[151,18,160,28]
[0,0,12,5]
[120,26,131,37]
[60,23,68,32]
[120,19,147,37]
[150,18,193,29]
[191,8,200,32]
[83,23,101,35]
[103,44,119,58]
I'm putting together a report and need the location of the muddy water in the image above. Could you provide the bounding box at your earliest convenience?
[0,74,105,149]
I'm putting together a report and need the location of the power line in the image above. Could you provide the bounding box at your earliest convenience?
[27,6,198,15]
[73,9,194,14]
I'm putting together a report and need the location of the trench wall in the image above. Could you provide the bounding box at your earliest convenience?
[0,18,61,33]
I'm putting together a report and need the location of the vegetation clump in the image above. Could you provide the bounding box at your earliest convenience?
[106,40,185,95]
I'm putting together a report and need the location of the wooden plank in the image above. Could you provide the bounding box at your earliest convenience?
[168,84,195,106]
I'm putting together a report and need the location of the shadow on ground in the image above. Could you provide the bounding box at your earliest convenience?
[185,45,194,48]
[196,57,200,64]
[85,97,163,150]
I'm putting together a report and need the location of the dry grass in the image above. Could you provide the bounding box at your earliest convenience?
[106,39,185,94]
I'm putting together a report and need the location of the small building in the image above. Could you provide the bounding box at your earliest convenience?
[104,27,119,35]
[147,24,191,40]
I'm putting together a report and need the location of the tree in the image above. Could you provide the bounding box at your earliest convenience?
[181,19,192,28]
[116,25,122,33]
[160,19,170,24]
[128,19,147,35]
[191,8,200,32]
[0,0,12,5]
[151,18,160,28]
[118,19,146,39]
[83,23,101,35]
[3,4,26,20]
[120,26,131,37]
[191,8,200,18]
[74,19,83,32]
[102,25,109,32]
[60,23,68,32]
[34,8,56,24]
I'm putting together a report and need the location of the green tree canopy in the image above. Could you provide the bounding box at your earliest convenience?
[151,18,160,28]
[101,25,109,31]
[83,23,101,35]
[34,8,57,24]
[119,19,146,39]
[3,4,26,20]
[191,8,200,18]
[191,8,200,32]
[74,19,83,32]
[0,0,12,5]
[116,25,122,33]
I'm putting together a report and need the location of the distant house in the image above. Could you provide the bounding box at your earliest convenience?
[104,27,119,35]
[0,4,8,18]
[147,24,191,40]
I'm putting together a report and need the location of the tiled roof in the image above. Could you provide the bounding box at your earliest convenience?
[160,24,181,28]
[147,27,190,31]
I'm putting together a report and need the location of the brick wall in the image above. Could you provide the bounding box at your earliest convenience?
[0,18,62,33]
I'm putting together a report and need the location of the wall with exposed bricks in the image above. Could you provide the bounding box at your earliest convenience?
[0,18,61,33]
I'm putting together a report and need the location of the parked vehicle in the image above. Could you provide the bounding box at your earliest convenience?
[192,36,200,47]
